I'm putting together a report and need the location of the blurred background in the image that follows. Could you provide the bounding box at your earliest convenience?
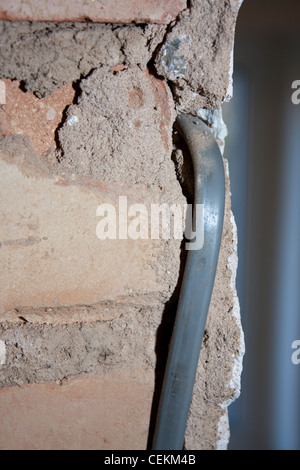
[224,0,300,450]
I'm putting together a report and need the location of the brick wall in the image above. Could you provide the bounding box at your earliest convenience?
[0,0,244,450]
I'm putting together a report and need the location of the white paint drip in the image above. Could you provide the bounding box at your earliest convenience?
[197,107,228,154]
[197,108,228,141]
[225,47,234,102]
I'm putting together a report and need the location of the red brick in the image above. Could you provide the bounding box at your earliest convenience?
[0,71,178,321]
[0,80,75,157]
[0,147,164,317]
[0,371,153,450]
[0,0,187,24]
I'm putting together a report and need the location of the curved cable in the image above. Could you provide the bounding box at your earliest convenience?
[152,114,225,450]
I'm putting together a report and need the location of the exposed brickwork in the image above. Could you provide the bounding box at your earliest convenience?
[0,71,183,321]
[0,0,244,451]
[0,138,175,318]
[0,79,75,157]
[0,0,187,24]
[0,371,153,450]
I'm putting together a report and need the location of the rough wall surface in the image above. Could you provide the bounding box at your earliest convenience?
[0,0,244,450]
[0,21,167,97]
[155,0,242,111]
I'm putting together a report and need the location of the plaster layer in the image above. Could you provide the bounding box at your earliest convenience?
[0,1,242,112]
[155,0,243,111]
[0,21,166,98]
[55,66,177,188]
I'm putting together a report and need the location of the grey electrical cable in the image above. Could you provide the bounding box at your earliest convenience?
[152,114,225,450]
